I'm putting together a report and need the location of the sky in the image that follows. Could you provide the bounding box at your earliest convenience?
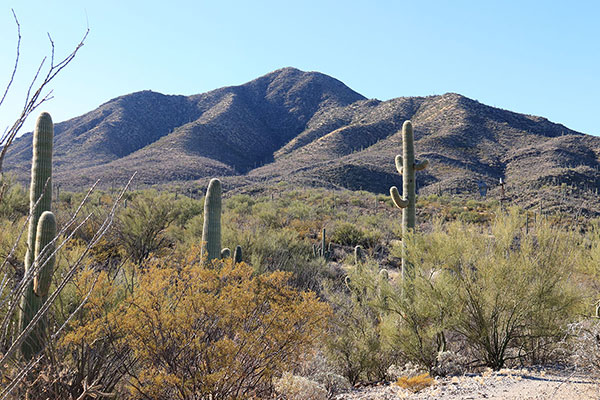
[1,1,599,136]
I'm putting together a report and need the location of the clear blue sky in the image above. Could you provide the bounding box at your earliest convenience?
[1,1,599,136]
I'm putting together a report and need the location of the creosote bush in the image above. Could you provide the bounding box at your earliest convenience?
[0,175,28,219]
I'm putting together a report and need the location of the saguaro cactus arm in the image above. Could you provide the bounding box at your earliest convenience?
[397,154,428,173]
[220,247,231,259]
[379,268,389,281]
[354,245,365,265]
[395,155,403,175]
[33,211,56,298]
[390,186,409,209]
[233,245,243,264]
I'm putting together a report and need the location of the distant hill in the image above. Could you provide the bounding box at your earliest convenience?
[6,67,600,215]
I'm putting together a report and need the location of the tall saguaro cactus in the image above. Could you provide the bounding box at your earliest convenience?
[19,112,57,359]
[201,178,222,262]
[389,120,428,279]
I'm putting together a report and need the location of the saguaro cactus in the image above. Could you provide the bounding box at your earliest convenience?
[201,178,222,262]
[354,245,365,265]
[390,120,428,279]
[314,228,331,260]
[233,245,243,264]
[19,112,56,359]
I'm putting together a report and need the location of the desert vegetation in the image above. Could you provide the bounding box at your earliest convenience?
[2,119,600,398]
[1,3,599,397]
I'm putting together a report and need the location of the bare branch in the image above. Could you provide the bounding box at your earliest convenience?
[0,11,89,175]
[0,10,21,109]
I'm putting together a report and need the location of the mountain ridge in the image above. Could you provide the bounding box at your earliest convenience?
[5,67,599,214]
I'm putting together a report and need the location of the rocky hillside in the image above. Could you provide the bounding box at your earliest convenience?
[6,67,600,214]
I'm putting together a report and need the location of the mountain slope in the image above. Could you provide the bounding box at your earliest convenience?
[5,67,600,214]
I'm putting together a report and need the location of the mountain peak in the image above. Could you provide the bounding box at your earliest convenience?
[243,67,366,107]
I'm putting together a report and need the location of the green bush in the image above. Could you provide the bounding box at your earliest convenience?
[117,191,183,264]
[381,211,583,370]
[0,175,28,219]
[324,262,398,384]
[331,222,380,249]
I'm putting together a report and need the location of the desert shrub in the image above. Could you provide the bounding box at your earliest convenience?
[226,225,333,293]
[225,194,255,215]
[25,269,133,399]
[172,195,203,225]
[387,362,425,380]
[3,237,131,399]
[297,352,351,397]
[452,214,580,369]
[0,175,28,219]
[324,263,397,384]
[87,259,331,399]
[284,199,314,222]
[395,373,436,393]
[254,201,285,229]
[458,209,488,223]
[395,211,583,370]
[374,210,583,372]
[579,222,600,304]
[465,199,478,210]
[0,216,27,267]
[378,265,451,372]
[325,295,384,384]
[331,223,366,247]
[331,222,380,248]
[183,212,205,242]
[116,191,183,264]
[59,203,123,267]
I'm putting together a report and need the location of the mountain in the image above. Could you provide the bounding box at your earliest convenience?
[6,67,600,214]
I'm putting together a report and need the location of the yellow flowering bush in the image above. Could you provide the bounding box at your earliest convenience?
[64,258,331,399]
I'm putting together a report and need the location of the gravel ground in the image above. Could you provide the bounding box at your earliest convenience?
[334,367,600,400]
